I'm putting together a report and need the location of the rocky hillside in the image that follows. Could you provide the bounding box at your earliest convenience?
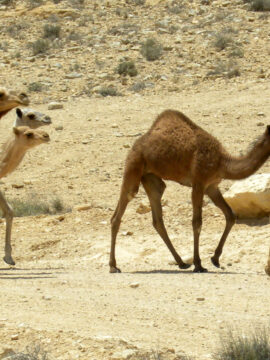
[0,0,269,103]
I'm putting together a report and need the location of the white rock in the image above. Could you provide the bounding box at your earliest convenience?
[48,102,63,110]
[224,174,270,218]
[129,282,139,288]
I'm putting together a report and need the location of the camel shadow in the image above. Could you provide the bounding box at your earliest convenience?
[0,266,63,280]
[236,217,269,227]
[129,269,246,275]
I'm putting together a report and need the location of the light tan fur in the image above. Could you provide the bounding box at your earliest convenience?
[1,126,50,266]
[0,88,29,119]
[110,110,270,273]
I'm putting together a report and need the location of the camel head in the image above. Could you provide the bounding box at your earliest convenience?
[15,108,52,129]
[13,126,50,150]
[0,88,29,119]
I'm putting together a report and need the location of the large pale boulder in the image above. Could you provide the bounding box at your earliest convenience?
[224,173,270,218]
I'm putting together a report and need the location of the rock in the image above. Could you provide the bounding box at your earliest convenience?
[0,347,16,358]
[74,204,92,211]
[129,282,139,288]
[196,297,205,301]
[48,102,63,110]
[10,334,19,340]
[112,349,137,359]
[65,73,82,79]
[55,125,64,131]
[136,202,151,214]
[11,183,24,189]
[224,174,270,218]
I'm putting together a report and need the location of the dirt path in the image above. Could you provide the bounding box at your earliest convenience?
[0,81,270,359]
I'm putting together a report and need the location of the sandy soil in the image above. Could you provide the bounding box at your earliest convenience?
[0,80,270,359]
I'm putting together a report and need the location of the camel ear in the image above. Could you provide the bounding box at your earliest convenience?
[267,125,270,135]
[13,127,20,136]
[16,108,23,118]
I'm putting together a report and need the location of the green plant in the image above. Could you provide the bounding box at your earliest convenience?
[0,0,13,5]
[141,38,163,61]
[5,344,49,360]
[213,328,270,360]
[117,60,138,77]
[28,0,43,8]
[67,31,82,42]
[28,82,43,92]
[43,24,61,39]
[129,81,146,92]
[206,60,240,79]
[30,39,50,55]
[0,41,8,51]
[213,32,233,51]
[4,196,69,217]
[99,86,120,97]
[248,0,270,10]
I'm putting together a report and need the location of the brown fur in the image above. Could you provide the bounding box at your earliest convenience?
[110,110,270,273]
[0,88,29,119]
[1,126,50,266]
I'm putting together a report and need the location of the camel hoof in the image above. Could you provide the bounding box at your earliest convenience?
[211,257,220,268]
[110,266,121,273]
[193,266,208,273]
[179,262,192,270]
[3,255,15,266]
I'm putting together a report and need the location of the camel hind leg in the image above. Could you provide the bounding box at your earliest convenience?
[141,173,191,270]
[206,185,235,268]
[110,155,143,273]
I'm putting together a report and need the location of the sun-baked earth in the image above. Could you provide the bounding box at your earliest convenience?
[0,1,270,359]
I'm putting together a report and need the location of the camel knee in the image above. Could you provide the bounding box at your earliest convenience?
[192,216,202,232]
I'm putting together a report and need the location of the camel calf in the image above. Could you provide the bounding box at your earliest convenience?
[110,110,270,273]
[1,127,50,265]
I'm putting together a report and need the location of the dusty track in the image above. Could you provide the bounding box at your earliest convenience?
[0,81,270,359]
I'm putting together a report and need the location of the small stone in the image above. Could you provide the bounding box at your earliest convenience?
[136,203,151,214]
[55,125,64,131]
[130,282,139,288]
[42,295,52,301]
[196,297,205,301]
[48,102,63,110]
[12,183,24,189]
[75,204,92,211]
[122,231,133,236]
[257,122,264,126]
[11,334,19,340]
[65,72,82,79]
[257,112,265,117]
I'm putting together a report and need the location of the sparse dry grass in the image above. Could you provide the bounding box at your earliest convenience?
[4,196,70,217]
[214,328,270,360]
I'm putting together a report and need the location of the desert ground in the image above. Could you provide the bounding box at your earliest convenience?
[0,1,270,359]
[0,81,269,360]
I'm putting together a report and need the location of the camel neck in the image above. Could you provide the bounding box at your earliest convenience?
[0,137,27,178]
[223,137,270,180]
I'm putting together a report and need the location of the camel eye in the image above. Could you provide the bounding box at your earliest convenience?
[28,114,35,120]
[26,132,34,138]
[20,93,27,98]
[0,92,4,98]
